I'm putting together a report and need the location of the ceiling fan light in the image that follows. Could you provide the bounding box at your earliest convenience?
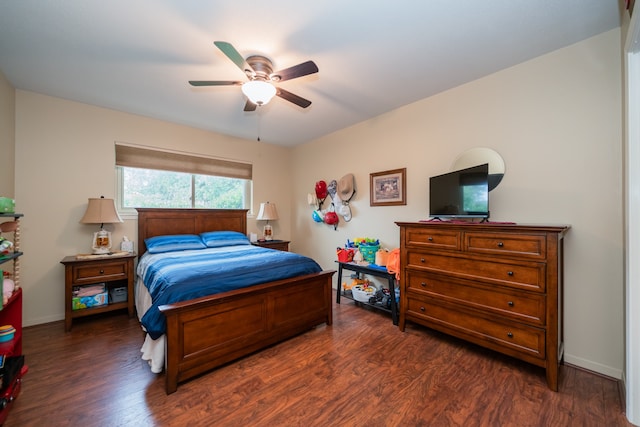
[242,80,277,106]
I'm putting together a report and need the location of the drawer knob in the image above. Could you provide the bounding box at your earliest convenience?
[507,301,514,307]
[428,236,433,241]
[420,282,427,288]
[100,269,105,274]
[420,258,425,263]
[507,271,514,276]
[497,241,504,247]
[420,306,426,312]
[507,332,513,338]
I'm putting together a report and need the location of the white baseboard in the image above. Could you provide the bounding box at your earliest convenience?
[24,314,64,328]
[564,353,623,380]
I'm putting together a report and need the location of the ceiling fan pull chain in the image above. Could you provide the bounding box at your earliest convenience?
[257,109,262,142]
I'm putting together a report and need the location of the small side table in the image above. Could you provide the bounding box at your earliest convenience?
[252,240,290,252]
[336,261,398,325]
[60,252,136,331]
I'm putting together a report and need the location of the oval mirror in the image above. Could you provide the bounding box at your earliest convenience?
[452,147,505,191]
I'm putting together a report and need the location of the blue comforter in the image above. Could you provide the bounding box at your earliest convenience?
[138,245,322,339]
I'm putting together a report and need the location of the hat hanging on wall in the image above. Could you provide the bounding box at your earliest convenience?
[338,203,352,222]
[315,181,327,200]
[312,209,324,222]
[307,193,318,207]
[337,173,356,222]
[324,210,339,230]
[326,179,342,218]
[327,180,338,199]
[338,174,356,202]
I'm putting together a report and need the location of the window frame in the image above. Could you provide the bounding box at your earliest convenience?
[114,143,253,218]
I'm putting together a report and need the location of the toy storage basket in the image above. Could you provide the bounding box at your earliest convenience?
[358,245,379,264]
[351,285,375,303]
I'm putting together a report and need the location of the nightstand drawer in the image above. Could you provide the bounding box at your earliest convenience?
[73,261,128,284]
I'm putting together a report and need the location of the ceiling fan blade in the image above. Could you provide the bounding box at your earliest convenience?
[272,61,318,82]
[276,88,312,108]
[243,100,257,112]
[189,80,243,86]
[214,41,253,74]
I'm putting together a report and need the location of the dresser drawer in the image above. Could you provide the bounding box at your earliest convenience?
[406,271,545,325]
[406,297,546,359]
[404,227,461,251]
[465,232,546,260]
[72,261,128,284]
[406,252,545,292]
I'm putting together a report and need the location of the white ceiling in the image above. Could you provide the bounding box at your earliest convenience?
[0,1,621,147]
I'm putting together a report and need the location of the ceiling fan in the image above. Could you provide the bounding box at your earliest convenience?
[189,41,319,112]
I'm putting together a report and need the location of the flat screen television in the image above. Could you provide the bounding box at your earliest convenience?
[429,163,489,219]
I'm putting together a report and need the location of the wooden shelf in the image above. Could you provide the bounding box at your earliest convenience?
[0,214,25,424]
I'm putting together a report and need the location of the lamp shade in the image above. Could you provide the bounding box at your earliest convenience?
[256,202,279,221]
[242,80,277,106]
[80,197,123,224]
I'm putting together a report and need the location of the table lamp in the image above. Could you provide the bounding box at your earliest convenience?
[256,202,279,241]
[80,196,123,254]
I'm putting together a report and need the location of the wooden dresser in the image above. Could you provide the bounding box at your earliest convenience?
[396,221,569,391]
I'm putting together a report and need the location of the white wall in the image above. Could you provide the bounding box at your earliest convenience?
[292,29,624,378]
[14,91,292,326]
[0,72,15,196]
[623,3,640,422]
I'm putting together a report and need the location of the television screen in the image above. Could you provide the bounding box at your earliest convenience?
[429,163,489,219]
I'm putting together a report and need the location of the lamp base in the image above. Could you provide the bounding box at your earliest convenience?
[92,230,112,254]
[263,224,273,241]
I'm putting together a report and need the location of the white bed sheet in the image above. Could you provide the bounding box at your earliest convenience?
[135,276,165,373]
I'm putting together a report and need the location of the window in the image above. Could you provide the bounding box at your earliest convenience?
[115,143,252,214]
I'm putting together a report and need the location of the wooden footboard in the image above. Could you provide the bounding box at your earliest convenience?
[159,270,335,394]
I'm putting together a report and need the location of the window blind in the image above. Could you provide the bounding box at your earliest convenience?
[115,143,252,180]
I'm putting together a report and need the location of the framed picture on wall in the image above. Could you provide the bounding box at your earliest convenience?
[370,168,406,206]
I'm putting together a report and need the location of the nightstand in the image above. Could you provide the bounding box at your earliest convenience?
[60,253,136,331]
[252,240,290,251]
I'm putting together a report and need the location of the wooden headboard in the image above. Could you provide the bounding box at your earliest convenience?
[136,208,248,256]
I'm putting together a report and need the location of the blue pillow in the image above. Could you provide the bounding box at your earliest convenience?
[145,234,206,254]
[200,231,250,248]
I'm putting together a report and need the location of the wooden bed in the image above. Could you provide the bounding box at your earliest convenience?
[136,208,335,394]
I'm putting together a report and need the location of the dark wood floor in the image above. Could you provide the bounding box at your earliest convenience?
[4,301,632,426]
